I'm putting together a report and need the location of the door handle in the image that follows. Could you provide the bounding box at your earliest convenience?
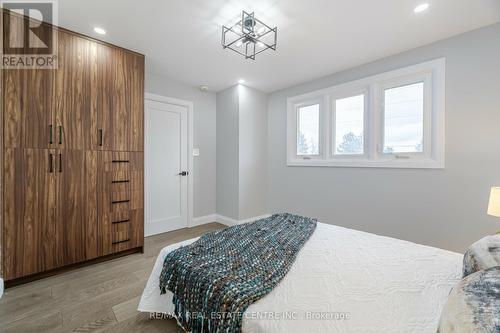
[49,125,53,145]
[58,126,62,144]
[49,153,54,173]
[178,171,189,176]
[58,153,62,173]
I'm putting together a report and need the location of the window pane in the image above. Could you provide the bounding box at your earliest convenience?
[383,82,424,153]
[297,104,320,155]
[334,95,364,155]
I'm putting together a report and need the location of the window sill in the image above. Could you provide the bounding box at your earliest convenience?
[287,158,444,169]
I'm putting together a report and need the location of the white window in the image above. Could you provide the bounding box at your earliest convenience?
[297,103,320,156]
[287,59,445,168]
[333,93,366,156]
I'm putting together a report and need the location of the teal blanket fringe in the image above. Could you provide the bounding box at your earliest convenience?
[159,213,317,333]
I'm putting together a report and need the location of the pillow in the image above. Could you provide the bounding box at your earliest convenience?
[463,234,500,278]
[437,266,500,333]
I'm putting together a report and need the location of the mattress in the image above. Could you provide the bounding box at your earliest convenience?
[138,222,462,333]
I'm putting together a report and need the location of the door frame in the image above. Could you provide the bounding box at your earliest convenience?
[144,93,194,233]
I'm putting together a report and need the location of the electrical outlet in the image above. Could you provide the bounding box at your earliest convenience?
[192,148,200,157]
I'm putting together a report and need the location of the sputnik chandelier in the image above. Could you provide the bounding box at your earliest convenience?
[221,11,277,60]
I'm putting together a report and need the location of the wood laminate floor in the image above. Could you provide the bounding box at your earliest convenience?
[0,222,224,333]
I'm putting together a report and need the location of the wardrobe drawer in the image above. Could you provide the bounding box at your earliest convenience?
[108,170,142,192]
[101,151,143,172]
[109,190,143,210]
[109,210,143,253]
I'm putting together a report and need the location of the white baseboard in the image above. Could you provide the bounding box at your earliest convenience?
[190,214,218,227]
[215,215,239,227]
[190,214,272,228]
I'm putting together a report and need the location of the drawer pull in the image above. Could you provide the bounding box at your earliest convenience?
[112,180,130,183]
[112,160,130,163]
[112,199,130,204]
[112,239,130,245]
[112,219,130,224]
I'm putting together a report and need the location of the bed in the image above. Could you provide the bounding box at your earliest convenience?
[138,222,462,333]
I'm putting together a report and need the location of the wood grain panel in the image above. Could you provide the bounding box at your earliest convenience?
[126,52,144,152]
[97,151,144,256]
[2,68,23,148]
[54,30,91,150]
[2,149,57,280]
[23,64,54,149]
[85,151,98,260]
[95,45,144,152]
[56,150,96,265]
[2,11,54,149]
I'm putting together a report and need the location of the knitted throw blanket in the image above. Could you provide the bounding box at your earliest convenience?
[159,213,317,333]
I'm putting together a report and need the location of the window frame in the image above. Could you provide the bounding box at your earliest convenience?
[378,72,432,160]
[329,88,369,160]
[286,58,445,169]
[295,99,323,158]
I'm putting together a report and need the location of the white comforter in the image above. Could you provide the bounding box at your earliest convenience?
[138,222,462,333]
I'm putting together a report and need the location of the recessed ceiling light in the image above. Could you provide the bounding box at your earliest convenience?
[257,42,265,48]
[414,3,429,13]
[94,27,106,35]
[235,40,243,47]
[238,79,245,84]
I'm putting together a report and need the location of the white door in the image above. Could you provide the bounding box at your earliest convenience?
[145,99,189,236]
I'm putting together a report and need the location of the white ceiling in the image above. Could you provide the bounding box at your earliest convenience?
[58,0,500,92]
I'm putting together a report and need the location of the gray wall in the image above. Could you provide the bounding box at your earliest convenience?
[238,86,268,219]
[267,23,500,252]
[216,85,268,220]
[145,72,217,218]
[216,86,240,219]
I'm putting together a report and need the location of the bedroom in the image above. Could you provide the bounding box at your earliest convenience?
[0,0,499,332]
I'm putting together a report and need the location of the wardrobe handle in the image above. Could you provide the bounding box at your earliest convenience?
[49,153,54,173]
[49,125,53,145]
[98,129,103,146]
[112,219,130,224]
[58,126,62,144]
[58,153,62,173]
[112,199,130,204]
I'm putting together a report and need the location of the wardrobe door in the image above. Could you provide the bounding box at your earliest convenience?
[2,11,55,149]
[3,67,54,149]
[125,51,144,152]
[54,30,91,150]
[3,148,57,280]
[96,44,144,151]
[55,149,98,265]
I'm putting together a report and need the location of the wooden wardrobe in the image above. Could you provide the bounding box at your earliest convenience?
[1,12,145,283]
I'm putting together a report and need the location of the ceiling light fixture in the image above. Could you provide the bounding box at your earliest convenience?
[414,3,429,13]
[222,11,277,60]
[238,79,245,84]
[94,27,106,35]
